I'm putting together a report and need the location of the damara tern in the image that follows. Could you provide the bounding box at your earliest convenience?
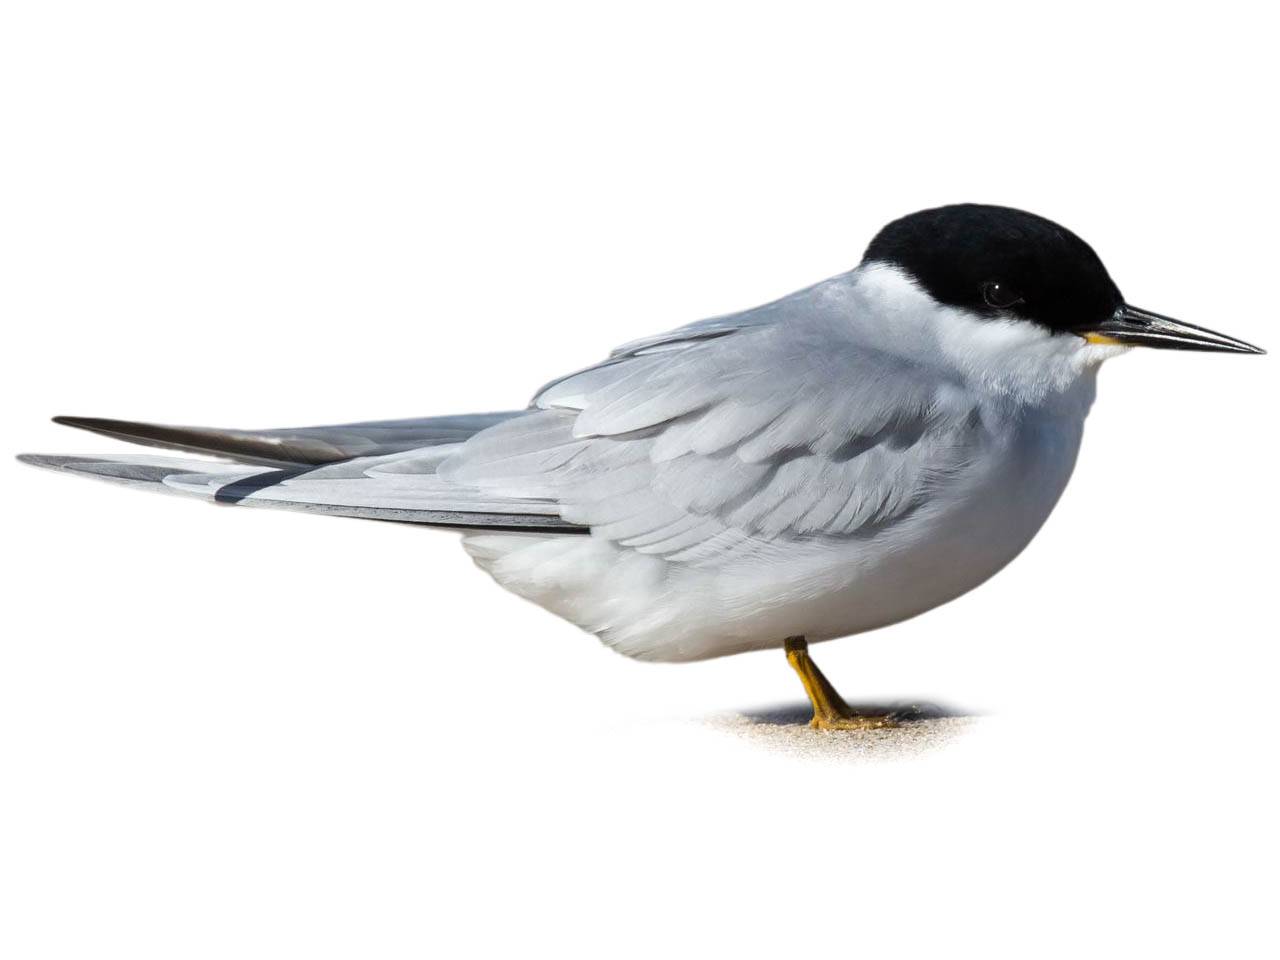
[20,204,1265,730]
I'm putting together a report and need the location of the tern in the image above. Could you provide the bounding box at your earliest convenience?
[19,204,1264,729]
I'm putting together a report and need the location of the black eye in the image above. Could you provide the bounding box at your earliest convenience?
[982,281,1024,309]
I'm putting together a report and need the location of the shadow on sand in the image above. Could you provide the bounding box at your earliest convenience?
[709,699,977,760]
[741,699,970,727]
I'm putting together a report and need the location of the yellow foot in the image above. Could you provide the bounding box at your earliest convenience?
[785,636,901,732]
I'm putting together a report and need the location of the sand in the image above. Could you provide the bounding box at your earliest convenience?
[707,701,976,761]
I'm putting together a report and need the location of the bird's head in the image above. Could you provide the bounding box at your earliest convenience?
[861,204,1263,358]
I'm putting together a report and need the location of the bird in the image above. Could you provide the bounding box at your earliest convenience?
[19,204,1265,730]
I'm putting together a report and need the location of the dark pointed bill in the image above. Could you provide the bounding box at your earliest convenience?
[1083,305,1265,354]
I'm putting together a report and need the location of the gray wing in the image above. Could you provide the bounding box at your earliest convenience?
[21,410,580,530]
[23,274,984,542]
[50,412,524,468]
[19,450,583,530]
[441,274,987,563]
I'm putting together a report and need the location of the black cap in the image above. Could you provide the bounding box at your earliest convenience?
[862,204,1124,334]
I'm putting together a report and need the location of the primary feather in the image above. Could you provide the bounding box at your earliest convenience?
[50,412,522,467]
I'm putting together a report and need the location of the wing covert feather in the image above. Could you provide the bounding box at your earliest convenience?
[442,272,986,563]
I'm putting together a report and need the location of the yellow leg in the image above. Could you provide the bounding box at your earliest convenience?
[784,636,897,731]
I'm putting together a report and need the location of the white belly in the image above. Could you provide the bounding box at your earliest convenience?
[783,407,1087,645]
[462,403,1088,662]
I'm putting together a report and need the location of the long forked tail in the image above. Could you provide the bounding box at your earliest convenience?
[18,414,587,533]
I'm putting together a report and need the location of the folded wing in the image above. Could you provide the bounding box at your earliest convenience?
[442,276,987,563]
[24,274,986,547]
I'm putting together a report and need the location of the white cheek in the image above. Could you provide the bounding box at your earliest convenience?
[853,265,1126,404]
[933,308,1111,401]
[953,316,1049,355]
[934,309,1055,369]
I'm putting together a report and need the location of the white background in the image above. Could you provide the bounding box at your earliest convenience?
[2,2,1276,957]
